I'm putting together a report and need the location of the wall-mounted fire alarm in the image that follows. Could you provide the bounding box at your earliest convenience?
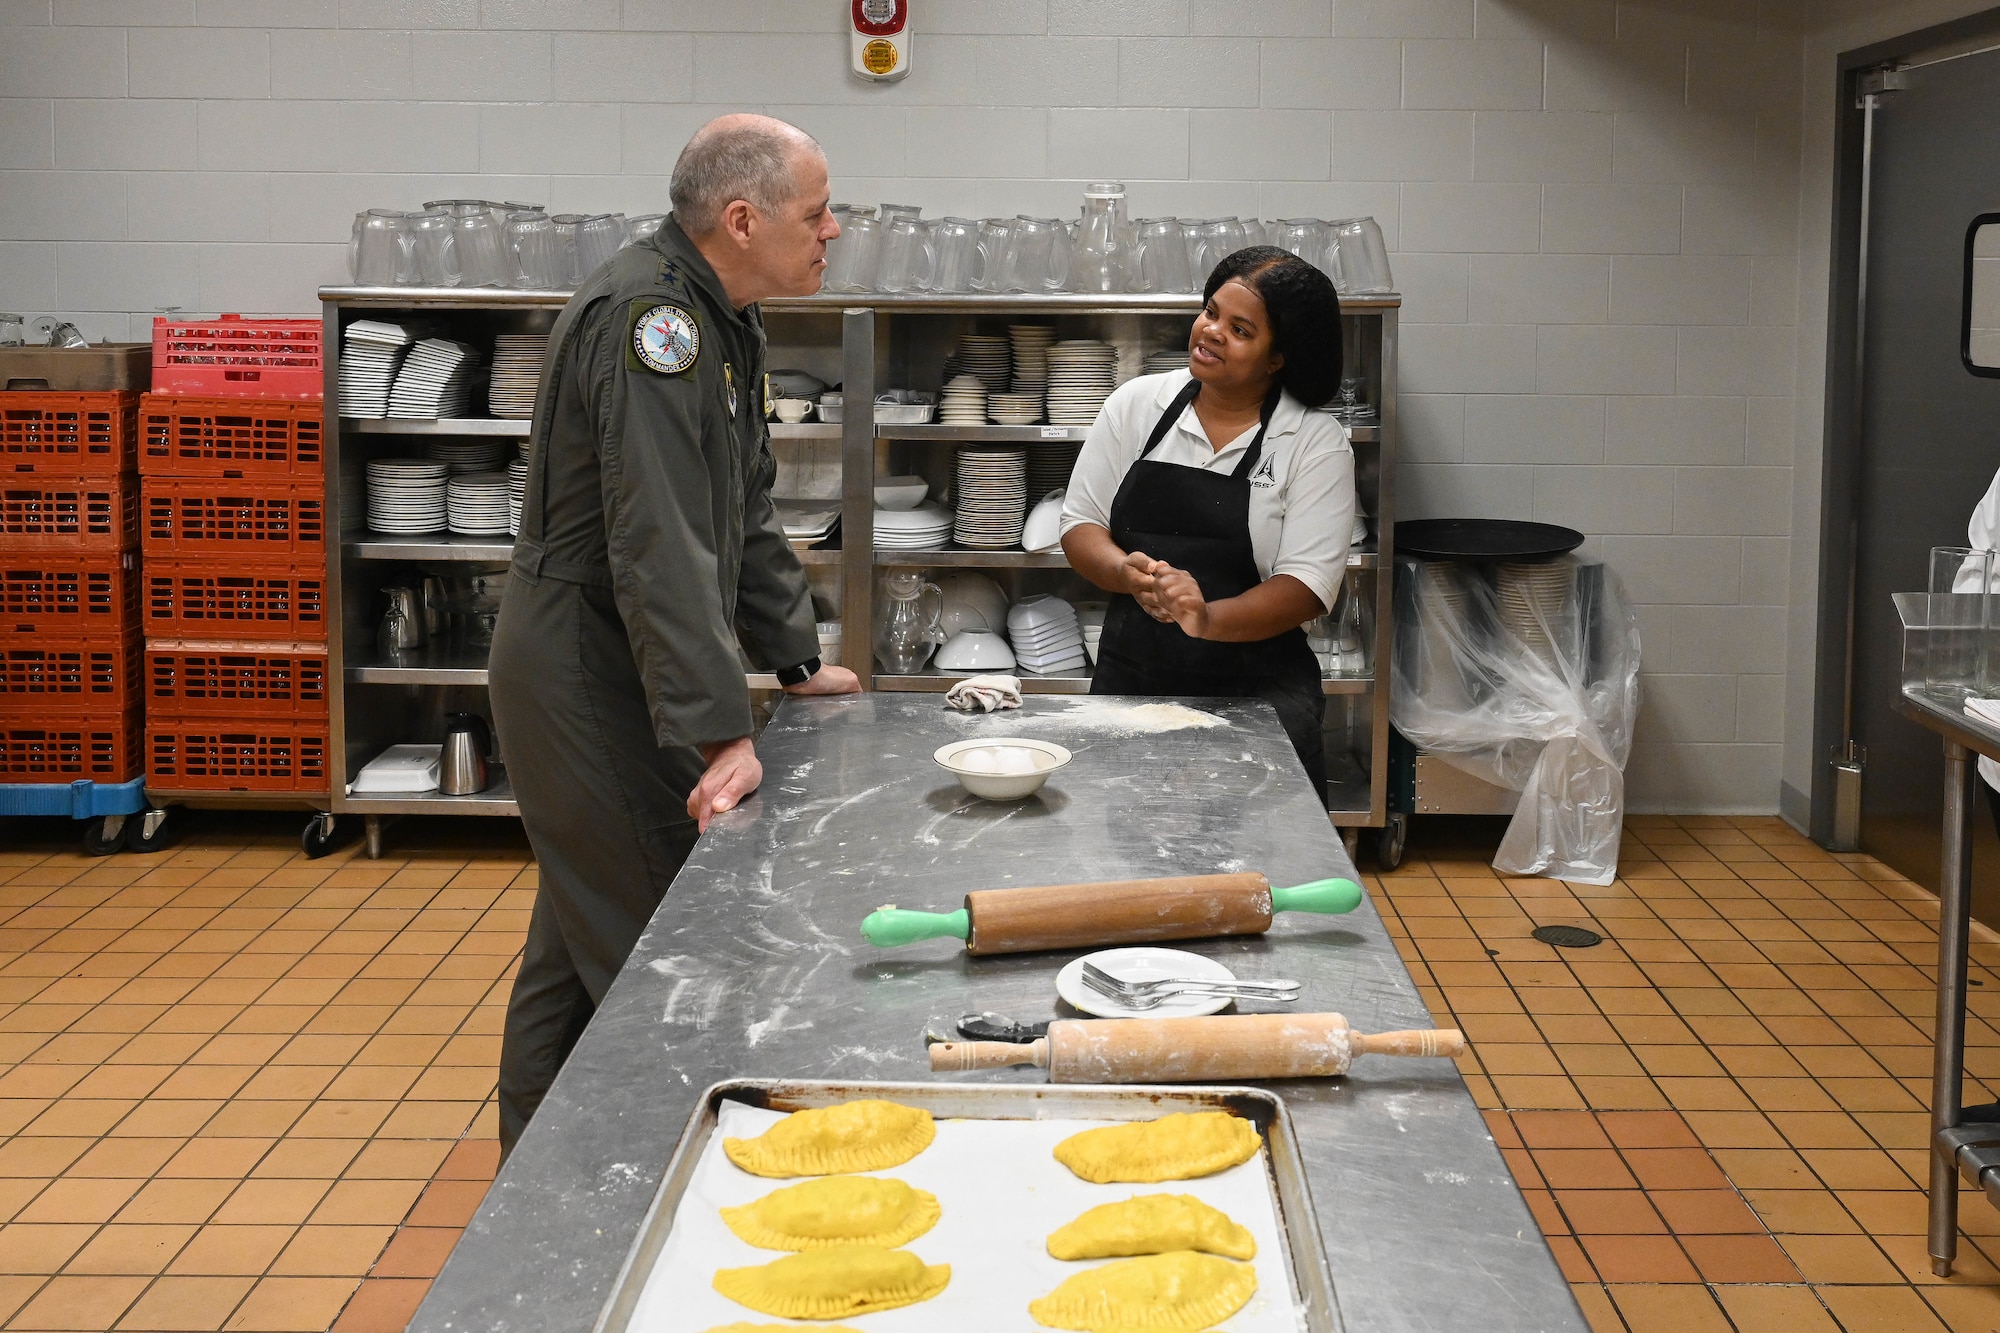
[851,0,910,82]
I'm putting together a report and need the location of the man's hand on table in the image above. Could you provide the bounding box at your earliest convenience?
[689,736,762,831]
[785,664,862,696]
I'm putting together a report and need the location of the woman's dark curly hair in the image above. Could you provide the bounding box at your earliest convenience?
[1201,246,1343,409]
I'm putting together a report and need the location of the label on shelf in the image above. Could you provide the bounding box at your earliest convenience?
[1040,426,1071,438]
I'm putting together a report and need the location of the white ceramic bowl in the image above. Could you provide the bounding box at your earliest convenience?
[873,475,929,510]
[934,629,1015,674]
[1007,593,1074,636]
[938,572,1009,634]
[1074,600,1107,629]
[934,737,1072,800]
[1021,491,1065,552]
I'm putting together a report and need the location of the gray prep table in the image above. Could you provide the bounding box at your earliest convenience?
[1892,687,2000,1276]
[412,693,1586,1333]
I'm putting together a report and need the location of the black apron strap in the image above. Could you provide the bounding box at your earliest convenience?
[1141,378,1282,478]
[1139,378,1202,460]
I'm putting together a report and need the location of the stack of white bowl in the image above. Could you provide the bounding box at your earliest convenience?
[987,390,1042,425]
[1045,341,1118,425]
[1010,324,1055,387]
[874,504,952,550]
[1076,601,1107,664]
[1007,594,1087,674]
[938,374,988,424]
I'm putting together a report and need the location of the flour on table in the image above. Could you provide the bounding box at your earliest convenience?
[1034,700,1231,735]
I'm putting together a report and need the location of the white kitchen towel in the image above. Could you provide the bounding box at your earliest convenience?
[944,673,1022,712]
[1967,696,2000,728]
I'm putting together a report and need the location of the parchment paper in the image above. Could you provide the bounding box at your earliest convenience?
[627,1101,1304,1332]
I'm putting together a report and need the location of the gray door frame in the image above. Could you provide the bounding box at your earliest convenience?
[1810,6,2000,844]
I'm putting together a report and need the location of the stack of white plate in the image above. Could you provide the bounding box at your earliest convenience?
[1496,562,1573,664]
[424,438,510,473]
[874,504,953,550]
[389,338,480,419]
[954,335,1012,392]
[338,321,414,419]
[1045,341,1118,425]
[1076,601,1106,664]
[366,458,448,535]
[988,390,1042,425]
[507,450,528,536]
[446,470,511,536]
[489,333,546,419]
[1010,324,1055,387]
[1028,443,1081,497]
[1144,348,1188,375]
[938,374,988,425]
[953,447,1027,549]
[1007,594,1088,674]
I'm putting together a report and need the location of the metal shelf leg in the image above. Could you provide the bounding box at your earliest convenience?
[1932,739,1976,1276]
[365,815,385,860]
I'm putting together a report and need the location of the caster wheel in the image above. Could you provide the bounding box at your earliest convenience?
[1376,813,1408,871]
[300,812,345,860]
[82,815,126,857]
[125,806,181,854]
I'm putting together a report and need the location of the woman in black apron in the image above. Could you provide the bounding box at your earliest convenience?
[1061,248,1350,804]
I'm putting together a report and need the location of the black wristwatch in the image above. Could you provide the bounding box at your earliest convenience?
[775,656,821,688]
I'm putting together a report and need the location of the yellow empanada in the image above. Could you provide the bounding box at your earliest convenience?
[712,1245,949,1319]
[1028,1251,1256,1330]
[1053,1111,1260,1184]
[724,1100,936,1178]
[1047,1193,1255,1261]
[701,1326,865,1332]
[720,1175,941,1251]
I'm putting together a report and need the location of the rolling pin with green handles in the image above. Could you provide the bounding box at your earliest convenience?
[860,871,1363,955]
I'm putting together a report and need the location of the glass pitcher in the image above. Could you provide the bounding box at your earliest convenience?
[1070,181,1134,293]
[824,205,882,293]
[1132,217,1191,294]
[877,213,934,294]
[875,570,946,673]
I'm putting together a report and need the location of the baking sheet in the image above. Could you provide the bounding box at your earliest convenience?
[622,1099,1309,1332]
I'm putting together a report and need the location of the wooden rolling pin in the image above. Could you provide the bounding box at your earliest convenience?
[928,1013,1465,1082]
[861,872,1363,955]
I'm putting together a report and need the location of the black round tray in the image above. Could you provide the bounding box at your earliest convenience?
[1394,518,1586,563]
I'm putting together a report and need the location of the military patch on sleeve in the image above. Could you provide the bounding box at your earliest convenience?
[630,302,700,375]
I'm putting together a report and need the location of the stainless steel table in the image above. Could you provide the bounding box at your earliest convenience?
[1893,687,2000,1275]
[411,693,1586,1332]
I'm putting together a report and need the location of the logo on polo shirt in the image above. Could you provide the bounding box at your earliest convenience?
[1249,453,1278,488]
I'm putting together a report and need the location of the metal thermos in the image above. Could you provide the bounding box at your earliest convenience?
[439,712,492,795]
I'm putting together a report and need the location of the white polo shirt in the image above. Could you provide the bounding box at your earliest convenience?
[1059,369,1357,614]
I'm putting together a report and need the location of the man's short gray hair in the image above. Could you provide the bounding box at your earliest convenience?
[670,115,822,235]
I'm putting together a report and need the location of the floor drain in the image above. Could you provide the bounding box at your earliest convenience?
[1532,925,1604,949]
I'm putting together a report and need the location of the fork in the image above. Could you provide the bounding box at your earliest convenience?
[1081,961,1300,1006]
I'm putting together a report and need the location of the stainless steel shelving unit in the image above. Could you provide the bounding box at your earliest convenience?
[319,285,1398,844]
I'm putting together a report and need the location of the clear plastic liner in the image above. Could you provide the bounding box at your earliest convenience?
[1389,555,1642,885]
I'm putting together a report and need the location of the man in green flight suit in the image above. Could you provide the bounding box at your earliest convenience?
[488,114,860,1158]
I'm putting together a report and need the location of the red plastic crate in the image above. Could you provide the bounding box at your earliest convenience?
[146,717,327,792]
[144,641,328,718]
[141,478,324,557]
[0,711,144,781]
[0,630,143,716]
[1,391,139,477]
[0,553,141,634]
[0,474,139,552]
[138,395,323,479]
[143,562,327,641]
[152,314,322,400]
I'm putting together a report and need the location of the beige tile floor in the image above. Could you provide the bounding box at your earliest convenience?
[4,810,2000,1330]
[0,815,528,1332]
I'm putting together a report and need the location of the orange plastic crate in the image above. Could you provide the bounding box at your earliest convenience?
[141,478,324,557]
[0,711,144,781]
[0,474,138,552]
[147,718,328,792]
[0,391,139,477]
[151,314,322,400]
[138,394,323,478]
[143,562,326,641]
[0,630,143,716]
[0,553,141,634]
[144,641,328,718]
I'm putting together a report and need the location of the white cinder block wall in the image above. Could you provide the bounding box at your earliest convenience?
[0,0,1820,811]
